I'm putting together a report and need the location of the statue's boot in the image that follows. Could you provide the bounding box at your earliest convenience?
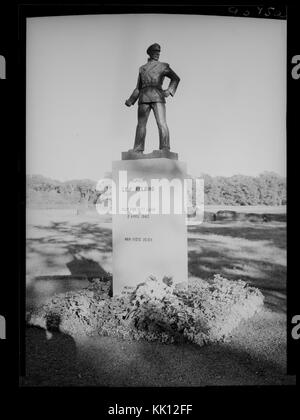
[131,146,144,153]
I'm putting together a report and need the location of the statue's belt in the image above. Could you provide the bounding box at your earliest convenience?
[141,85,162,89]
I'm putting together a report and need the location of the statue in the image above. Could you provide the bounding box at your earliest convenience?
[125,43,180,154]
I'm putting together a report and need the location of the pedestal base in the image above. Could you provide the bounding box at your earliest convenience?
[112,158,188,295]
[122,149,178,160]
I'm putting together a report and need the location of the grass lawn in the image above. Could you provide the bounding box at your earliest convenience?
[23,207,292,386]
[26,207,286,313]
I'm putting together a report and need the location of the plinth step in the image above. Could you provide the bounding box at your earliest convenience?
[122,149,178,160]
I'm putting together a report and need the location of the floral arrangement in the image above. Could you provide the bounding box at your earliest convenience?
[27,274,264,346]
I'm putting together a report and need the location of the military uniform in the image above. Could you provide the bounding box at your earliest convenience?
[127,59,180,152]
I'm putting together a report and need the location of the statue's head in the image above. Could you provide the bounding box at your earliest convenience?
[147,43,161,61]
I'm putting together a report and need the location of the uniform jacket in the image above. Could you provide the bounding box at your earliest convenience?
[127,60,180,105]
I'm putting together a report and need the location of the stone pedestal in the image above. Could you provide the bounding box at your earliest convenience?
[122,149,178,160]
[112,158,188,295]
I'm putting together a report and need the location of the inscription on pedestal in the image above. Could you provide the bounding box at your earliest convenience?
[112,158,188,295]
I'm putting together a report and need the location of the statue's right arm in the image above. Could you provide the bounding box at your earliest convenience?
[125,72,141,106]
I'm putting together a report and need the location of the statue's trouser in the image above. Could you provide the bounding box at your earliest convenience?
[133,102,170,152]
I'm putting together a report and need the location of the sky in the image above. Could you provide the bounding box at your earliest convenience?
[26,13,286,181]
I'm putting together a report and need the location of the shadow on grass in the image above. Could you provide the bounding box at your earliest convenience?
[188,222,286,313]
[28,221,112,254]
[40,334,292,387]
[26,221,112,309]
[26,219,286,313]
[20,325,79,386]
[189,222,286,249]
[27,221,112,276]
[21,319,293,386]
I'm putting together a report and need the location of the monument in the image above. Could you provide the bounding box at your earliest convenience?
[112,43,188,295]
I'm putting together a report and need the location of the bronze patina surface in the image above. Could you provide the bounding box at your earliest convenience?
[125,44,180,156]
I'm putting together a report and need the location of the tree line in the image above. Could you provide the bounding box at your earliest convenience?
[27,172,286,207]
[202,172,286,206]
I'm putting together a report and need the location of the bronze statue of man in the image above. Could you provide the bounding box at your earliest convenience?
[125,43,180,152]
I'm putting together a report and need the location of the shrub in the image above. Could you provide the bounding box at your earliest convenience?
[27,274,264,346]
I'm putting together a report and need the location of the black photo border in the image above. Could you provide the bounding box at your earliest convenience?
[0,0,298,411]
